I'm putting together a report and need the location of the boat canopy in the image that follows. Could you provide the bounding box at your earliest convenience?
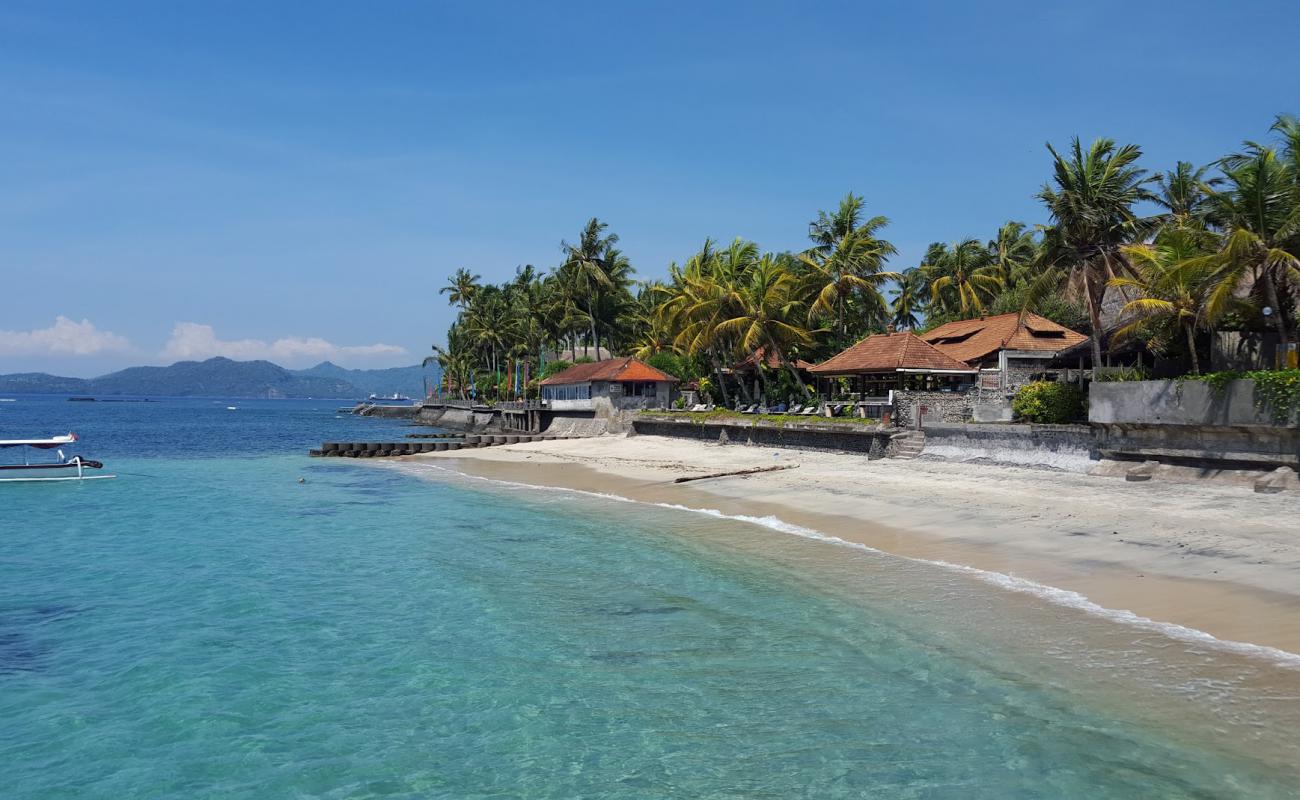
[0,433,78,449]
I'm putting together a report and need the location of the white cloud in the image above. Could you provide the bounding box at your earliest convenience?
[161,323,407,366]
[0,316,133,356]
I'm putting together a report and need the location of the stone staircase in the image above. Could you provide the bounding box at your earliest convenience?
[889,431,926,460]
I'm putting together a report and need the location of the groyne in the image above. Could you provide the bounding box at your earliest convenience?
[310,433,570,458]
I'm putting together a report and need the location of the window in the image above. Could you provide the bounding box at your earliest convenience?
[622,382,655,397]
[542,383,591,401]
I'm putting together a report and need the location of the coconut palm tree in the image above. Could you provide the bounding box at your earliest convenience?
[922,239,1004,316]
[988,221,1039,286]
[889,268,927,330]
[1036,137,1158,365]
[799,194,898,337]
[714,253,815,399]
[559,218,631,356]
[1202,142,1300,354]
[1110,230,1219,374]
[440,268,481,309]
[1152,161,1221,231]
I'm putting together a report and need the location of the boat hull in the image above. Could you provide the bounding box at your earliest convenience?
[0,462,115,483]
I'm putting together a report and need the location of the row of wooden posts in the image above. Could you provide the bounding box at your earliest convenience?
[310,433,569,458]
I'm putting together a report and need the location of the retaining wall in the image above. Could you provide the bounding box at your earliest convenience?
[919,423,1096,472]
[1089,380,1300,467]
[632,416,894,457]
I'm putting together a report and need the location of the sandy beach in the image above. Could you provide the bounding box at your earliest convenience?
[405,434,1300,658]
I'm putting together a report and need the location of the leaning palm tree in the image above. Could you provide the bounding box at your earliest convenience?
[1036,137,1158,365]
[922,239,1004,317]
[440,268,481,309]
[1110,230,1219,374]
[799,193,898,336]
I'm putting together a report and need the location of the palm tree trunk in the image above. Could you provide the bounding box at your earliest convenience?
[1260,269,1291,360]
[768,339,811,399]
[1086,292,1104,370]
[1185,321,1201,375]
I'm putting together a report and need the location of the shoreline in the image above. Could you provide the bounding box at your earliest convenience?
[401,434,1300,660]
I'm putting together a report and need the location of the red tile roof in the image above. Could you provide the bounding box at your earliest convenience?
[539,356,680,386]
[809,332,975,375]
[920,312,1087,363]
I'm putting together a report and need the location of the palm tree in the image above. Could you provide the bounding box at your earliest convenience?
[1037,137,1157,365]
[922,239,1004,316]
[714,253,814,399]
[559,218,632,357]
[799,193,898,336]
[1202,141,1300,354]
[988,221,1039,286]
[890,268,927,330]
[1110,230,1219,374]
[440,268,481,309]
[1152,161,1221,231]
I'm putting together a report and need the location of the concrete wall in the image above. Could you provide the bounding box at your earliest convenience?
[632,416,893,457]
[1089,380,1300,467]
[920,423,1096,472]
[1089,379,1294,427]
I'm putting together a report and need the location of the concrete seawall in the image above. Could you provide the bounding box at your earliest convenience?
[919,423,1096,472]
[632,416,894,457]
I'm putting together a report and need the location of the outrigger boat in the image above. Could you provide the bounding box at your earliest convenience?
[0,433,115,483]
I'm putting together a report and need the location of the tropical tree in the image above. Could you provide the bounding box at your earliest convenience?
[1036,137,1158,365]
[1152,161,1221,231]
[798,193,898,338]
[890,268,927,330]
[1110,230,1219,374]
[922,238,1004,316]
[440,268,481,309]
[1202,136,1300,354]
[714,253,815,398]
[988,221,1039,286]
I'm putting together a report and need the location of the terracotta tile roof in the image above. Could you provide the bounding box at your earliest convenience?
[732,347,815,371]
[921,312,1087,363]
[809,332,975,375]
[539,356,680,386]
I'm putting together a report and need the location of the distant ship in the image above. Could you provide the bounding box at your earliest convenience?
[366,393,413,403]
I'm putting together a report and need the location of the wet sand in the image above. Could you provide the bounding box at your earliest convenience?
[403,434,1300,658]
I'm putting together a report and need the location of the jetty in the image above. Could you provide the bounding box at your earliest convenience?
[310,433,571,458]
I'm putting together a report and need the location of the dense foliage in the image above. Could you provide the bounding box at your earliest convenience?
[431,114,1300,401]
[1011,382,1086,424]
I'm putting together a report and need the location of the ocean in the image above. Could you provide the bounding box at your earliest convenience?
[1,396,1297,798]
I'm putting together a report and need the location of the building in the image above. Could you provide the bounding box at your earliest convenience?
[540,356,679,411]
[809,331,977,396]
[727,348,815,401]
[920,312,1087,391]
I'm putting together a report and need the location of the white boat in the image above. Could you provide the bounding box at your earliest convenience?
[0,433,115,482]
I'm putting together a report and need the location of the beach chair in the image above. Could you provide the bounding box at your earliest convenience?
[801,404,819,415]
[787,404,803,415]
[741,404,758,414]
[689,404,706,412]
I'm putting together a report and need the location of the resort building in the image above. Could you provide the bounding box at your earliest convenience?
[728,348,815,401]
[809,331,977,397]
[540,356,679,411]
[920,312,1087,391]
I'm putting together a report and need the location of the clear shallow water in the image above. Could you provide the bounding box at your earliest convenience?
[1,397,1297,798]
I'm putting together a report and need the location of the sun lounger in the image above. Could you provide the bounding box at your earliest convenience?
[801,405,819,415]
[787,405,803,415]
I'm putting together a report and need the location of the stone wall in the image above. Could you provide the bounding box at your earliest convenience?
[893,390,973,428]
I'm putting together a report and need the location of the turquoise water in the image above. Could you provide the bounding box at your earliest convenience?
[1,398,1297,797]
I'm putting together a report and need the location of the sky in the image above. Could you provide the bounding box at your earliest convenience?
[2,1,1298,377]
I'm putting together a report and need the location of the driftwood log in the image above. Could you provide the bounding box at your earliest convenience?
[673,464,798,484]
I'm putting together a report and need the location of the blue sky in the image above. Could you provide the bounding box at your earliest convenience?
[2,1,1297,376]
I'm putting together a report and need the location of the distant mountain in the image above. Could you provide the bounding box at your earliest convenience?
[295,361,438,399]
[0,357,437,399]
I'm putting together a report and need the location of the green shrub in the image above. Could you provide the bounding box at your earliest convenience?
[1181,368,1300,423]
[1012,381,1085,424]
